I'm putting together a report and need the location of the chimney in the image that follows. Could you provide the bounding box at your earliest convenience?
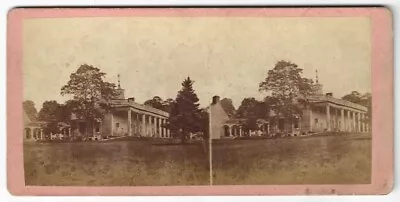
[128,97,135,102]
[326,92,333,97]
[212,96,220,104]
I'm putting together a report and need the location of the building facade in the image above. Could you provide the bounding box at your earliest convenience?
[98,81,171,138]
[23,110,45,141]
[208,78,370,139]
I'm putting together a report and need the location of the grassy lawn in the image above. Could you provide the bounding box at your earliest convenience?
[212,133,372,185]
[24,140,210,186]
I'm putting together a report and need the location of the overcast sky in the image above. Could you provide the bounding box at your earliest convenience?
[23,17,371,110]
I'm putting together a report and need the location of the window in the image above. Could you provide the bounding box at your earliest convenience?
[116,123,120,128]
[315,118,319,124]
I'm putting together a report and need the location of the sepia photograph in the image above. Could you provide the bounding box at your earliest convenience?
[22,16,214,186]
[7,7,393,195]
[208,18,372,185]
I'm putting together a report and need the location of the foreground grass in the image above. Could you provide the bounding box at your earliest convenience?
[24,140,210,186]
[212,133,371,185]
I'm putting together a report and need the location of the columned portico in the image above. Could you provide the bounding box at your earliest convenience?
[305,95,369,134]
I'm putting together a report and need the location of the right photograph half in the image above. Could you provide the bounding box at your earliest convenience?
[208,17,371,185]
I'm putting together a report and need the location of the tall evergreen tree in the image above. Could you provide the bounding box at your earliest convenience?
[167,77,202,143]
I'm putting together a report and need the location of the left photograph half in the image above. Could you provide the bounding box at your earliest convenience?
[21,17,211,186]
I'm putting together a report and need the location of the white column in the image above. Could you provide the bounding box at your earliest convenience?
[167,126,170,138]
[152,116,156,137]
[110,113,114,136]
[326,104,331,131]
[162,119,166,138]
[40,129,44,140]
[229,126,232,136]
[239,126,243,137]
[357,112,361,133]
[127,109,132,136]
[134,113,139,135]
[158,118,162,138]
[352,111,356,132]
[347,110,351,132]
[335,108,338,131]
[362,114,365,132]
[142,114,146,136]
[341,109,345,132]
[309,107,313,132]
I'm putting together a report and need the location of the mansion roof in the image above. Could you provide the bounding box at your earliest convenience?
[308,95,368,112]
[111,99,169,118]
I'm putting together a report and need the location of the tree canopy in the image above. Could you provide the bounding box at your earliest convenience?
[167,77,202,143]
[23,100,38,121]
[60,64,118,135]
[144,96,175,113]
[38,100,60,122]
[220,98,236,118]
[236,97,270,131]
[342,91,372,123]
[259,60,315,132]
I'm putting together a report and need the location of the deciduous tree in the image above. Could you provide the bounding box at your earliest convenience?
[259,60,315,133]
[23,100,38,121]
[60,64,118,136]
[144,96,175,113]
[220,98,236,118]
[236,97,270,132]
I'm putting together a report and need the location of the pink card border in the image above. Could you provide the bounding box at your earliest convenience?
[7,7,394,196]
